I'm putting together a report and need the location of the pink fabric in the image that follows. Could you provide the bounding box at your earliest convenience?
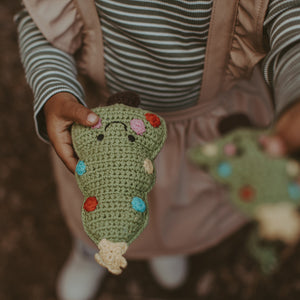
[23,0,83,54]
[199,0,269,101]
[23,0,109,100]
[226,0,269,80]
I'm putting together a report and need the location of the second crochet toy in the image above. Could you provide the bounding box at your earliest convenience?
[189,128,300,273]
[71,92,167,274]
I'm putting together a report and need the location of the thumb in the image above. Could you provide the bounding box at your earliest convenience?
[260,134,287,157]
[61,100,99,127]
[274,101,300,154]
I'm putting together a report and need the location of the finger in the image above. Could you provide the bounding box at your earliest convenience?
[48,127,78,173]
[260,135,287,157]
[54,140,78,173]
[275,101,300,154]
[60,100,99,127]
[276,125,300,154]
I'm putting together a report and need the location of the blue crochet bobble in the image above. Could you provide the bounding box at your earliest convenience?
[131,197,146,213]
[76,160,86,176]
[288,182,300,200]
[217,162,232,178]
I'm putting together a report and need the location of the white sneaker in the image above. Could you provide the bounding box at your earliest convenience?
[56,241,107,300]
[149,255,188,289]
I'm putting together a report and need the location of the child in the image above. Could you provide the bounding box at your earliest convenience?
[15,1,300,300]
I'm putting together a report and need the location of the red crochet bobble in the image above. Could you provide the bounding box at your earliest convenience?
[239,185,255,202]
[84,197,98,212]
[145,113,161,128]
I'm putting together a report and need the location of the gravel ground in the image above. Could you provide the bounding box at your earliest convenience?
[1,1,300,300]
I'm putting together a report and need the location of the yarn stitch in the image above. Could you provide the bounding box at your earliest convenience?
[145,113,161,128]
[75,160,86,175]
[130,119,146,135]
[189,128,300,273]
[94,239,128,275]
[84,196,98,212]
[71,97,167,274]
[143,158,154,174]
[131,197,146,212]
[92,118,102,129]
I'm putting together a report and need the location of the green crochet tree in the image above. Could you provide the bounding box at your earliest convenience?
[189,128,300,273]
[71,92,167,274]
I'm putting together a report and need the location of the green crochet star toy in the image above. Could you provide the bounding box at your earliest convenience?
[71,92,167,274]
[189,128,300,273]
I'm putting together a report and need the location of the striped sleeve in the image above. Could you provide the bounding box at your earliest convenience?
[15,9,85,142]
[263,0,300,116]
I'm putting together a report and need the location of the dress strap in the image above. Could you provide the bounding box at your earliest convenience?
[74,0,110,101]
[199,0,240,102]
[199,0,269,103]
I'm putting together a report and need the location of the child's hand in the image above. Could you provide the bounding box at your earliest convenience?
[44,92,99,173]
[262,101,300,157]
[275,101,300,153]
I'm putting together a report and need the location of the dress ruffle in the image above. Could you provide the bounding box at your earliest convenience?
[225,0,269,84]
[23,0,83,54]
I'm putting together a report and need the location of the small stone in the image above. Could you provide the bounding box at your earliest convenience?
[127,280,142,296]
[196,272,215,296]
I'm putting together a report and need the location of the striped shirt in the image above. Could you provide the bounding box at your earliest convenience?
[15,0,300,140]
[96,0,212,111]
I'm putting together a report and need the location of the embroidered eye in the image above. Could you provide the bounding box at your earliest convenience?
[97,134,104,141]
[128,135,135,142]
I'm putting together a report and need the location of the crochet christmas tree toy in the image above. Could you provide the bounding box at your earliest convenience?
[71,92,167,274]
[189,128,300,273]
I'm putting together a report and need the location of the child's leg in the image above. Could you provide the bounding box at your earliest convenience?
[149,255,188,289]
[56,239,107,300]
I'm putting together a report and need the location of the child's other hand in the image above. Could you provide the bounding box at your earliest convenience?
[264,101,300,157]
[44,92,99,173]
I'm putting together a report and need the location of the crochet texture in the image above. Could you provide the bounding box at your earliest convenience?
[71,95,166,274]
[189,128,300,273]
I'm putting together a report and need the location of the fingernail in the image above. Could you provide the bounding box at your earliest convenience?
[87,113,98,124]
[264,136,286,157]
[258,135,268,146]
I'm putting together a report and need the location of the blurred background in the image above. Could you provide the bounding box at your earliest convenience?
[1,1,300,299]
